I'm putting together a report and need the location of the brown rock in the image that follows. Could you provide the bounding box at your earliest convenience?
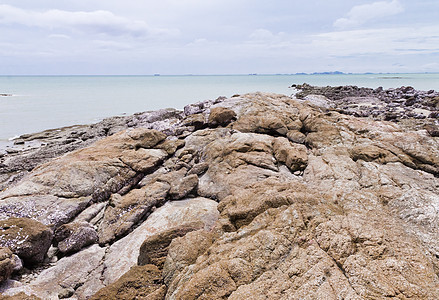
[173,263,237,299]
[0,292,41,300]
[137,222,204,268]
[0,247,14,283]
[169,174,199,200]
[101,198,219,287]
[182,113,206,130]
[286,129,306,144]
[208,107,236,126]
[272,137,308,172]
[163,230,214,286]
[90,265,166,300]
[349,144,396,163]
[156,138,185,155]
[425,124,439,137]
[234,114,288,135]
[0,218,53,265]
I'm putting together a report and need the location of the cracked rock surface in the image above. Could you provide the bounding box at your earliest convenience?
[0,90,439,299]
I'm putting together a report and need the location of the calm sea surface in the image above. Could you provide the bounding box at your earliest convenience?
[1,73,439,142]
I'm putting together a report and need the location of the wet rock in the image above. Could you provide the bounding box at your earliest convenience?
[0,218,53,265]
[292,84,439,130]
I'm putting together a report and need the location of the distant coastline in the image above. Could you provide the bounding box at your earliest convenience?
[1,71,439,77]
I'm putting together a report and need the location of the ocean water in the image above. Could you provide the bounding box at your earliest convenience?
[1,73,439,143]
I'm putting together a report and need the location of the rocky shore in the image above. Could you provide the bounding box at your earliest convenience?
[292,83,439,134]
[1,86,439,299]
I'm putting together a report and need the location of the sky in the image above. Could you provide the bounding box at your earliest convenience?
[0,0,438,75]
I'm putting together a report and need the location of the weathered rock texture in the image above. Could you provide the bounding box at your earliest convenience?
[1,89,439,299]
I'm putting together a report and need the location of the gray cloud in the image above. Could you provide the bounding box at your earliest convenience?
[0,1,438,74]
[0,4,178,37]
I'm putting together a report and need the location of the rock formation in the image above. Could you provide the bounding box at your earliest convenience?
[0,87,439,299]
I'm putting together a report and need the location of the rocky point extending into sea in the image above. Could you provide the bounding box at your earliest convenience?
[0,85,439,299]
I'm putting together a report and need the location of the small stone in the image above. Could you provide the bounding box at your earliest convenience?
[58,287,75,299]
[11,254,23,272]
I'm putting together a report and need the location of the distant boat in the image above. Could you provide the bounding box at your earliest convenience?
[249,73,258,76]
[154,74,160,76]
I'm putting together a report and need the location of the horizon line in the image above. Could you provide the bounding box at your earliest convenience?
[1,71,438,77]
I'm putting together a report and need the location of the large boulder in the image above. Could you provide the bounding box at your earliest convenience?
[0,218,53,265]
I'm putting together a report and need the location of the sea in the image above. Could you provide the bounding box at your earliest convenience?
[1,73,439,145]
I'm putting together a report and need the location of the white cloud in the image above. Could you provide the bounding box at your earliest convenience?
[0,4,178,37]
[313,25,439,56]
[334,0,404,29]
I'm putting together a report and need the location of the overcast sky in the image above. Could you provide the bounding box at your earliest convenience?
[1,0,438,75]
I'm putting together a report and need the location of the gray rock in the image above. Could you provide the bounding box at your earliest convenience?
[2,244,106,300]
[54,221,98,254]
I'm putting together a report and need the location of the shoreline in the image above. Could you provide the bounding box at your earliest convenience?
[2,73,439,142]
[2,83,438,148]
